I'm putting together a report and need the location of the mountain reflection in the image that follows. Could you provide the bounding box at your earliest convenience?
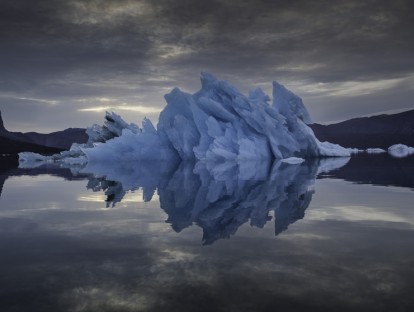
[321,154,414,190]
[80,158,347,244]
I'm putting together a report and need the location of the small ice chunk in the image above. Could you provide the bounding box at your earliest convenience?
[281,157,305,164]
[347,148,364,154]
[366,148,386,154]
[18,152,53,168]
[388,144,414,158]
[18,152,47,163]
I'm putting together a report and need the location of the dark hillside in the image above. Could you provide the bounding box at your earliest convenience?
[310,110,414,149]
[0,136,63,155]
[0,110,87,150]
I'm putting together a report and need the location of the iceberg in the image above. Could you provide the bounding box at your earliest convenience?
[19,73,350,166]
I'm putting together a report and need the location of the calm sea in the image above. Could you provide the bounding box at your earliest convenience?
[0,154,413,312]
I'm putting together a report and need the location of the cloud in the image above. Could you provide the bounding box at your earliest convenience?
[1,0,414,129]
[78,105,161,114]
[294,76,412,97]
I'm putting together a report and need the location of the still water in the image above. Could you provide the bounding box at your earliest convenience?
[0,155,413,312]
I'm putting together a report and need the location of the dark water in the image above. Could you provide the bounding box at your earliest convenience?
[0,155,413,312]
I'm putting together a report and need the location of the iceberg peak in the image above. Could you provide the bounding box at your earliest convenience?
[200,71,218,88]
[272,81,313,124]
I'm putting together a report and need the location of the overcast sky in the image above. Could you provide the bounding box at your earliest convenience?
[1,0,413,132]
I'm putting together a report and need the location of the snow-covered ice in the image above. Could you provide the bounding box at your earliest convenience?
[19,73,351,166]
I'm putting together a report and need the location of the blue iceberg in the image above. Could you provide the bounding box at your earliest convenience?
[19,72,350,166]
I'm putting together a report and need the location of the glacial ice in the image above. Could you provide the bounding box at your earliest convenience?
[19,72,351,166]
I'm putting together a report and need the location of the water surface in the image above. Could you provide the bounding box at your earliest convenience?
[0,155,413,312]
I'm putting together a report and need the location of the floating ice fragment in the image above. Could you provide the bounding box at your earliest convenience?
[281,157,305,164]
[366,148,386,154]
[388,144,414,158]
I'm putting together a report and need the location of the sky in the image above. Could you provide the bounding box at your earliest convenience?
[0,0,413,133]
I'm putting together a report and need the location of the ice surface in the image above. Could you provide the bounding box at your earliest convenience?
[19,73,351,166]
[388,144,414,158]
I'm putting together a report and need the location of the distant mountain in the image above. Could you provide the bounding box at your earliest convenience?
[310,109,414,149]
[0,110,88,150]
[0,136,63,155]
[6,128,88,150]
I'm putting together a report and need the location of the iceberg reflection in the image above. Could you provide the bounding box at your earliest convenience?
[79,157,349,244]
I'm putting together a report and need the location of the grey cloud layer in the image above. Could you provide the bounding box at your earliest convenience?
[1,0,413,131]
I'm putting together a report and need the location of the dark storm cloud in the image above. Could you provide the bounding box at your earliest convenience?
[149,0,414,81]
[0,0,150,81]
[0,0,413,131]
